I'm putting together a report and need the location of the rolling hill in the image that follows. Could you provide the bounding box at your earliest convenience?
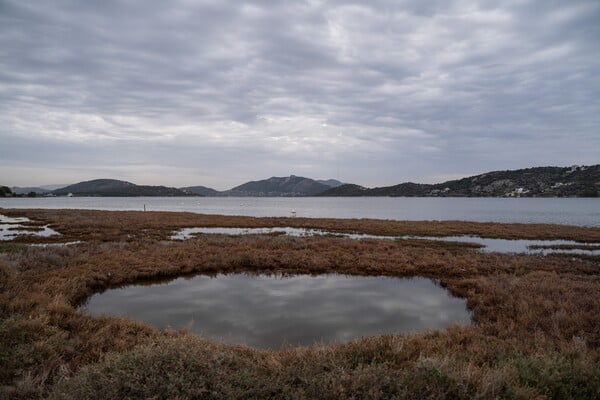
[9,165,598,198]
[52,179,193,197]
[319,165,600,197]
[222,175,331,197]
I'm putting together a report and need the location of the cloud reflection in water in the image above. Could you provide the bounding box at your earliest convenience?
[84,274,471,348]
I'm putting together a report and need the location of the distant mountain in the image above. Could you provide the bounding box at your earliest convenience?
[316,183,368,196]
[11,186,51,195]
[316,179,345,188]
[222,175,331,197]
[9,166,597,198]
[52,179,193,197]
[180,185,220,196]
[319,165,600,197]
[368,182,431,197]
[39,184,69,191]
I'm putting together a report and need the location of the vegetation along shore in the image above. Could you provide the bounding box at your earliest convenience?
[1,208,599,399]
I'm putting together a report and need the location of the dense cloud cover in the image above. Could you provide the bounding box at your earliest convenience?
[1,0,598,188]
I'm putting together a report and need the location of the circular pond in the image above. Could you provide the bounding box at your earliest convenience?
[83,273,471,348]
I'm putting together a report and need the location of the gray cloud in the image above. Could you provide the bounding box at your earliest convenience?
[1,0,599,189]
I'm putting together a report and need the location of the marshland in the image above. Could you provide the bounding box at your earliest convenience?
[0,207,599,399]
[4,0,600,397]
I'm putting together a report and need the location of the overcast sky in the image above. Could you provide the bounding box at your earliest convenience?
[1,0,599,189]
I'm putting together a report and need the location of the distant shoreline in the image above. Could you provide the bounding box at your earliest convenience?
[1,196,599,228]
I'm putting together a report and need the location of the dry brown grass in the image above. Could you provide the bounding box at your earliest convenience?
[2,207,600,243]
[0,208,599,399]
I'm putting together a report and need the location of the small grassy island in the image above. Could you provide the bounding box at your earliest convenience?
[1,208,599,399]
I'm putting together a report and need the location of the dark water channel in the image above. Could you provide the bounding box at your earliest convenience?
[83,273,471,348]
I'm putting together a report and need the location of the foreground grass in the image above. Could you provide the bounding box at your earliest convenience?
[49,334,599,400]
[0,208,599,399]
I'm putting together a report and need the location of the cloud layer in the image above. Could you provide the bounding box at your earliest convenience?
[1,0,599,188]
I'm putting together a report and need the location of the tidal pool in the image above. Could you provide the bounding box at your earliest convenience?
[83,274,471,348]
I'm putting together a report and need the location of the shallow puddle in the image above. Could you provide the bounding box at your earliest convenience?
[171,227,349,240]
[170,227,600,255]
[0,214,60,241]
[83,274,471,348]
[404,235,600,255]
[29,241,82,247]
[0,215,30,224]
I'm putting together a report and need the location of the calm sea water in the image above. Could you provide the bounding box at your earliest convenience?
[84,273,471,348]
[1,196,598,226]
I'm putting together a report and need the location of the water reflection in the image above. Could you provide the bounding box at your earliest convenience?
[83,274,471,348]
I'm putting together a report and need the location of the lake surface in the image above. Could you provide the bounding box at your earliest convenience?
[1,197,599,226]
[83,274,471,348]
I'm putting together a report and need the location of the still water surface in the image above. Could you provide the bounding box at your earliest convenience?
[1,196,598,226]
[84,274,471,348]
